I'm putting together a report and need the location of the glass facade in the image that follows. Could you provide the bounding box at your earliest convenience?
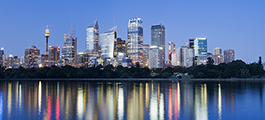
[194,38,207,57]
[176,46,194,67]
[168,42,175,64]
[25,45,40,66]
[100,26,117,59]
[143,44,149,67]
[48,46,60,67]
[127,18,143,66]
[61,33,77,63]
[213,47,223,65]
[117,38,126,54]
[86,20,99,55]
[224,49,235,63]
[189,39,195,49]
[149,24,165,68]
[0,48,4,66]
[149,48,159,69]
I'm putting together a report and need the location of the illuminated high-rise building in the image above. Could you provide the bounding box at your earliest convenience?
[194,38,207,65]
[168,42,175,65]
[100,26,117,59]
[76,52,89,67]
[86,20,99,56]
[117,38,126,54]
[2,55,7,67]
[194,38,207,57]
[0,47,4,66]
[25,45,40,66]
[62,32,77,63]
[7,54,14,68]
[143,44,149,67]
[127,18,143,66]
[21,56,24,64]
[48,46,60,66]
[224,49,235,63]
[176,46,194,67]
[149,24,165,68]
[213,47,223,65]
[189,38,195,49]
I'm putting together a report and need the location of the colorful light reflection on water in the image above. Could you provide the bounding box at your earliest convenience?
[0,80,265,120]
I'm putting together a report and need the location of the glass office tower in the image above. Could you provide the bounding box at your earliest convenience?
[48,46,60,67]
[149,24,165,68]
[61,33,77,63]
[100,26,117,59]
[127,18,143,67]
[194,38,207,57]
[86,20,99,56]
[194,38,207,65]
[224,49,235,63]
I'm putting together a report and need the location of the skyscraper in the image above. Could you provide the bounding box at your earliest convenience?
[48,46,60,66]
[168,42,175,65]
[176,46,194,67]
[76,52,89,67]
[7,54,14,68]
[149,24,165,68]
[117,38,126,54]
[189,38,195,49]
[25,45,40,66]
[86,20,99,56]
[100,26,117,59]
[127,18,143,66]
[143,44,149,67]
[213,47,223,65]
[61,32,77,63]
[0,47,4,66]
[224,49,235,63]
[194,38,207,65]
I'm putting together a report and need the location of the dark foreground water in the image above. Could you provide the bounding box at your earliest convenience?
[0,80,265,120]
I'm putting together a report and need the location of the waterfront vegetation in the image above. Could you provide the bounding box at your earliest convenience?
[0,58,264,79]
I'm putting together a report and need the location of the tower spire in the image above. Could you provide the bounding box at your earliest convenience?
[45,25,50,55]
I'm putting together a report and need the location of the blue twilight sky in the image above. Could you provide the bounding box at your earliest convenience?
[0,0,265,63]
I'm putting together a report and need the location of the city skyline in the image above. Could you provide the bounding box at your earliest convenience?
[1,0,265,63]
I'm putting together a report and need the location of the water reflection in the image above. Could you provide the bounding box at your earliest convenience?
[218,84,222,120]
[0,80,265,120]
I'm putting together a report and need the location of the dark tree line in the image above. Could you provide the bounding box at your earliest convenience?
[188,57,265,78]
[0,57,264,78]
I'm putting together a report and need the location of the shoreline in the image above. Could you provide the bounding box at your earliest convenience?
[1,78,265,81]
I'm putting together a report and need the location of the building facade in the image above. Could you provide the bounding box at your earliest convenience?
[76,52,89,67]
[194,38,207,65]
[189,38,195,49]
[25,45,40,66]
[127,18,143,67]
[149,48,159,69]
[0,48,4,66]
[149,24,165,68]
[143,44,149,67]
[213,47,223,65]
[86,20,99,56]
[100,26,117,59]
[176,46,194,67]
[168,42,175,65]
[224,49,235,63]
[117,38,126,54]
[61,33,77,63]
[48,46,60,66]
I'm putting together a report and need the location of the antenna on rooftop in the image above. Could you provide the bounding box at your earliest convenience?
[70,25,76,37]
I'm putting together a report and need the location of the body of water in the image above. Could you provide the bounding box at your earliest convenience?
[0,80,264,120]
